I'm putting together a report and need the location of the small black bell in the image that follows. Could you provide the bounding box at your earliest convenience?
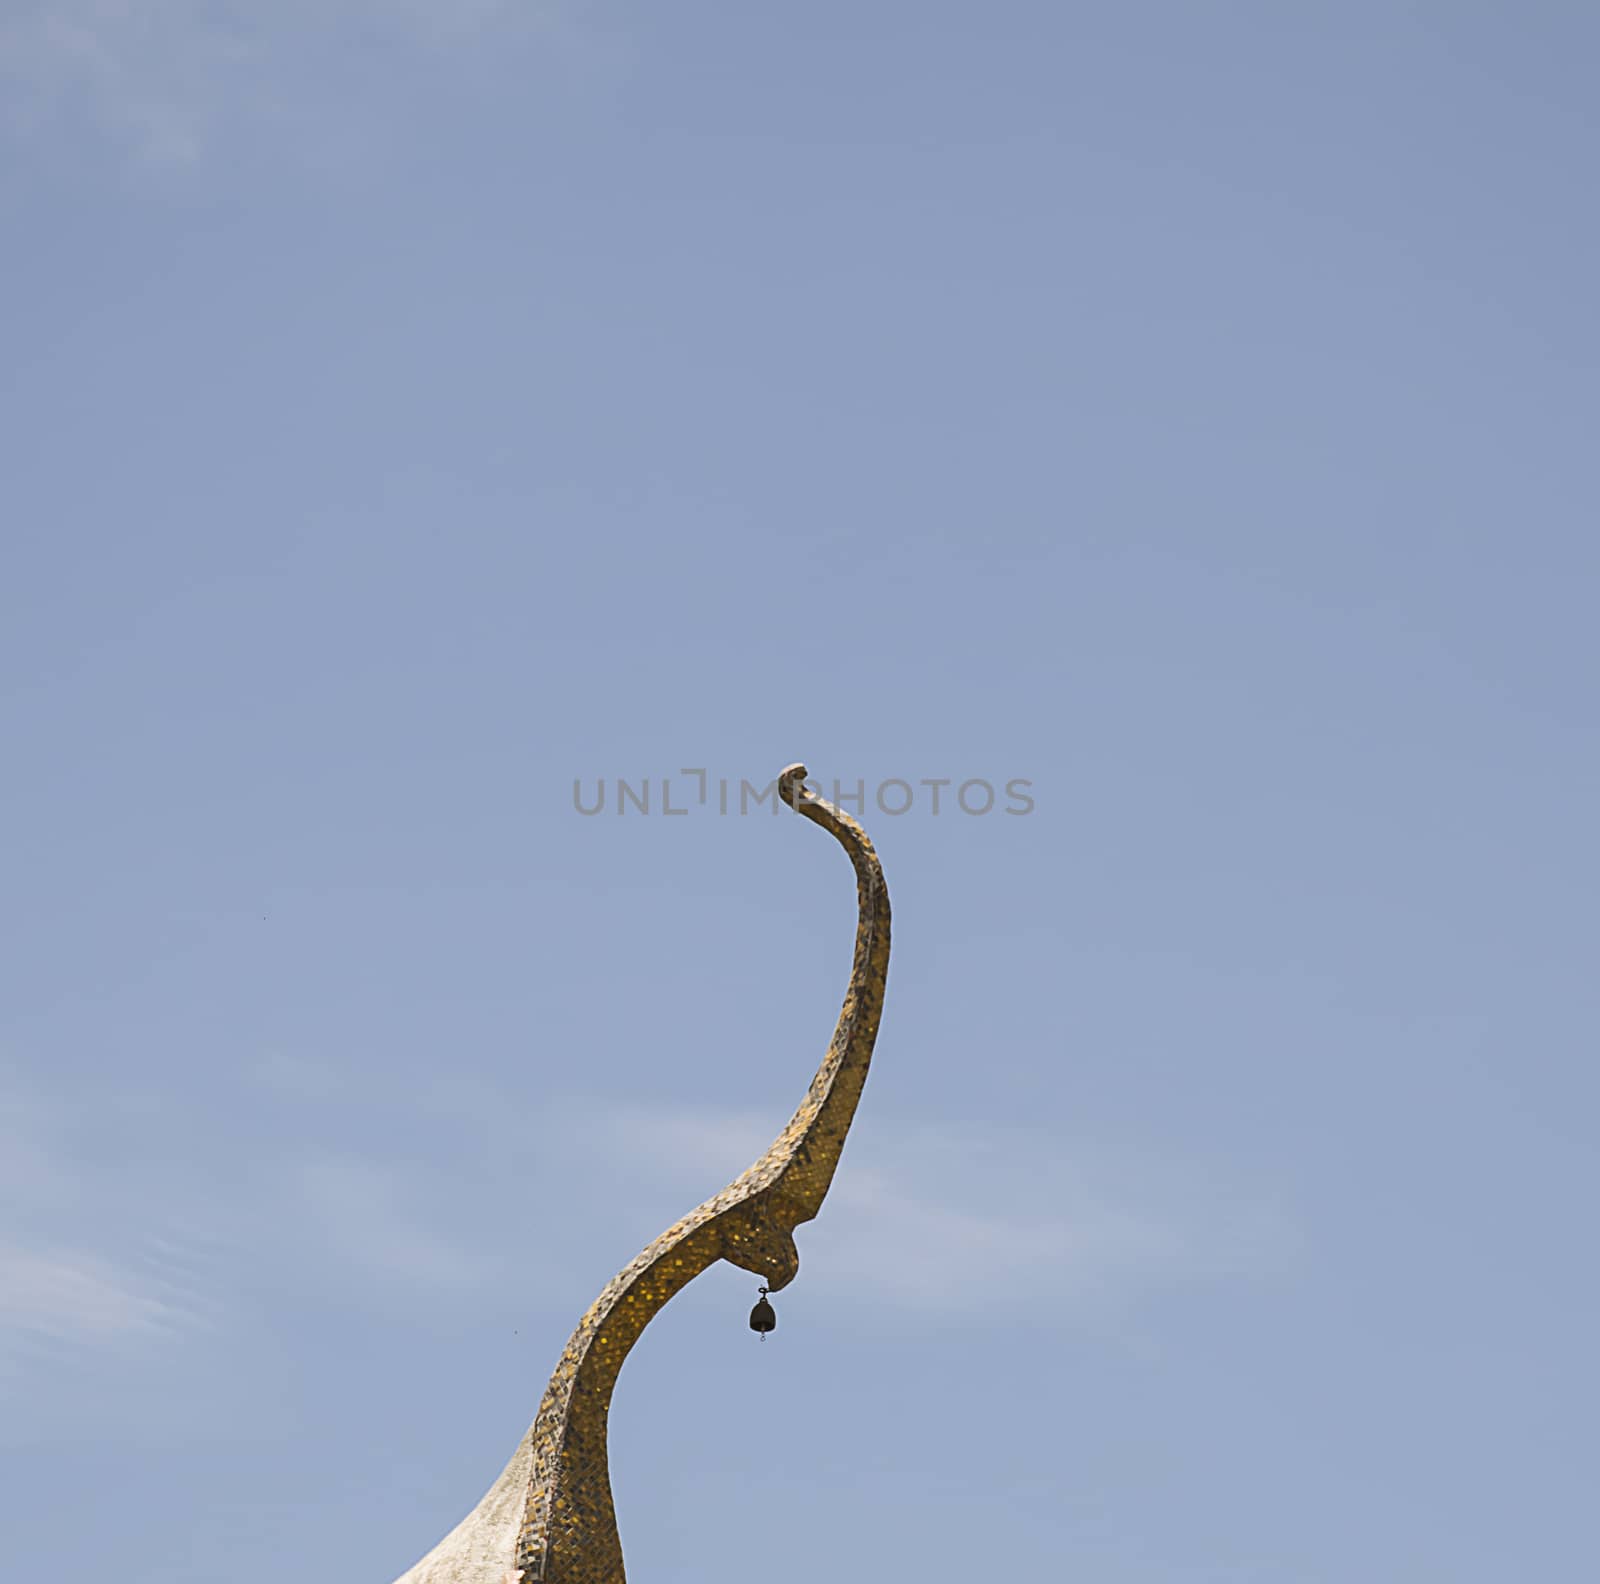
[749,1287,776,1338]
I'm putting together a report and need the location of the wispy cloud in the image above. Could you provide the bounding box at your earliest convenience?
[254,1076,1273,1323]
[292,1157,500,1290]
[0,1075,216,1381]
[0,1246,183,1342]
[1,1,257,163]
[0,1046,1296,1419]
[0,0,565,165]
[819,1140,1293,1311]
[585,1102,1297,1313]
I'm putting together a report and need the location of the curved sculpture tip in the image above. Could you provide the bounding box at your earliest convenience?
[778,762,809,804]
[393,762,889,1584]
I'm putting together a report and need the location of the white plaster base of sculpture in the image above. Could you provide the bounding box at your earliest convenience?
[391,1426,533,1584]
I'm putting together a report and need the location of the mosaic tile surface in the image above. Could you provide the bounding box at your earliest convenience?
[393,765,891,1584]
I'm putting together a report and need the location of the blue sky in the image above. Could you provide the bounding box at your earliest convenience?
[2,4,1597,1580]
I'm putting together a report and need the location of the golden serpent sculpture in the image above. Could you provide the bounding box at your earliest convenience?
[393,764,891,1584]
